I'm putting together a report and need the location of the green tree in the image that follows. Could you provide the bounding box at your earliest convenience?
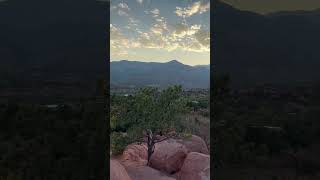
[111,85,187,165]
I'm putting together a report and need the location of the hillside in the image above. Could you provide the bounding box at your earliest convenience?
[110,60,210,89]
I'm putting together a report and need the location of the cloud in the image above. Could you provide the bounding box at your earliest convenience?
[110,24,128,46]
[110,24,132,57]
[125,17,142,32]
[137,0,143,4]
[111,1,210,58]
[175,1,210,18]
[145,9,168,36]
[169,22,210,52]
[194,30,210,47]
[150,24,165,35]
[118,10,128,16]
[111,21,209,55]
[172,23,201,38]
[150,8,160,17]
[155,17,164,22]
[135,22,209,53]
[111,2,131,16]
[129,17,139,26]
[118,3,130,10]
[150,17,168,35]
[111,23,152,59]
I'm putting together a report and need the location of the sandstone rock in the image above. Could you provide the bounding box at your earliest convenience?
[120,134,209,178]
[178,152,210,180]
[122,143,148,165]
[125,165,176,180]
[110,159,132,180]
[176,135,209,154]
[149,139,188,174]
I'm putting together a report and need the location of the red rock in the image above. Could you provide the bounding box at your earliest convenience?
[125,165,176,180]
[149,139,188,174]
[110,159,132,180]
[178,152,210,180]
[122,143,148,165]
[176,135,209,154]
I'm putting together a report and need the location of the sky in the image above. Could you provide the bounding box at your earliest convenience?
[110,0,210,66]
[221,0,320,14]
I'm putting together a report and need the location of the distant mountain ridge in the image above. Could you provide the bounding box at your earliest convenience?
[111,60,209,88]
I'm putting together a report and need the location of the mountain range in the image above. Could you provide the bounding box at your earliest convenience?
[214,1,320,87]
[111,60,210,89]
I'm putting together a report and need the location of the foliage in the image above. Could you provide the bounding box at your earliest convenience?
[110,132,130,155]
[110,85,187,156]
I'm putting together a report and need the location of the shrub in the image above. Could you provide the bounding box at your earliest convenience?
[110,132,130,155]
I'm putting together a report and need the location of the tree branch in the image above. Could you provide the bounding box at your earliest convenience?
[154,133,177,143]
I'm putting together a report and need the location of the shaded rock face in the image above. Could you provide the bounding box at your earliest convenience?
[149,139,188,174]
[110,160,132,180]
[125,165,176,180]
[123,143,148,165]
[176,135,209,155]
[178,152,210,180]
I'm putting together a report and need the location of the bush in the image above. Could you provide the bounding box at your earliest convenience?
[110,132,130,155]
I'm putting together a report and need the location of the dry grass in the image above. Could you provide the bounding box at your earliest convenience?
[182,111,210,150]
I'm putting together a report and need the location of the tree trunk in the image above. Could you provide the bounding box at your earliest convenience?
[145,129,175,166]
[146,129,155,166]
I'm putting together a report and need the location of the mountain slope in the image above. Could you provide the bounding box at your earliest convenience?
[111,60,209,88]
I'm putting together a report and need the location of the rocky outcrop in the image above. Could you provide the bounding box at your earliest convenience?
[110,159,132,180]
[118,135,210,179]
[178,152,210,180]
[122,143,148,165]
[121,135,209,173]
[149,139,188,174]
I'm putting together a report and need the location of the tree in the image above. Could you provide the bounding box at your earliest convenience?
[110,85,187,165]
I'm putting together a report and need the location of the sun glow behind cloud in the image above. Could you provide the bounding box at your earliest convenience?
[110,0,210,66]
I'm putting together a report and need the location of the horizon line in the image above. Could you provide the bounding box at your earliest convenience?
[110,59,210,67]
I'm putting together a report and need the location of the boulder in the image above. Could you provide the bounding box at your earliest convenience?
[149,139,188,174]
[110,159,132,180]
[122,143,148,165]
[125,165,176,180]
[178,152,210,180]
[176,135,209,154]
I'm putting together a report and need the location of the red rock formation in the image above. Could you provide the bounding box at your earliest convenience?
[122,143,148,165]
[176,135,209,154]
[149,139,188,174]
[118,135,210,179]
[178,152,210,180]
[110,159,132,180]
